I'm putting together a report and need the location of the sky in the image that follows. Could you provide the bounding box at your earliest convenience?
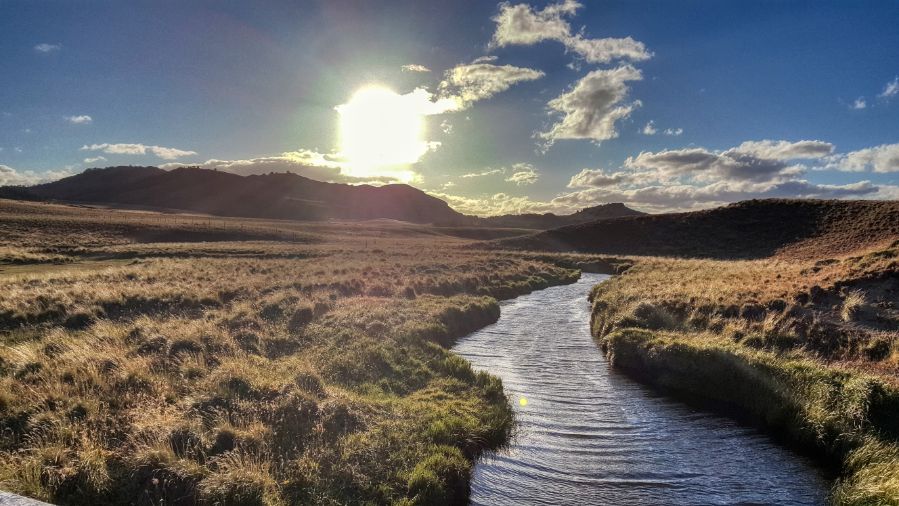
[2,0,899,214]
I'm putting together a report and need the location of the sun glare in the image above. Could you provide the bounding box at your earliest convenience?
[337,86,427,182]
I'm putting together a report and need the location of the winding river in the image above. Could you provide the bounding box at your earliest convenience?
[452,273,830,505]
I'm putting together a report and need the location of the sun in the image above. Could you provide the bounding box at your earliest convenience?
[336,86,428,182]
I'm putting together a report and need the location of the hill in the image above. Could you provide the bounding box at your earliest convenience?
[491,199,899,259]
[0,166,466,224]
[462,202,644,229]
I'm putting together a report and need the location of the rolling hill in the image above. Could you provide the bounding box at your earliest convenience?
[0,166,466,224]
[491,199,899,259]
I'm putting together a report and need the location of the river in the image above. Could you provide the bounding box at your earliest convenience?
[451,273,830,505]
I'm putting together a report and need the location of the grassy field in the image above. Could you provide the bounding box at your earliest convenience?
[0,199,596,505]
[589,241,899,504]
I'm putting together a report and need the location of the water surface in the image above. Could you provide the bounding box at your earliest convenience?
[452,273,830,505]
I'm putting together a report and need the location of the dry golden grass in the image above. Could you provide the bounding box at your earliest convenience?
[0,199,585,505]
[590,239,898,504]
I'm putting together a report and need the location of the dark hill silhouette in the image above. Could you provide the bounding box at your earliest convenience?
[490,199,899,259]
[0,166,645,227]
[0,166,465,224]
[461,203,644,229]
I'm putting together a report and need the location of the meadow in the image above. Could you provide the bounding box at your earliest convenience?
[0,199,594,505]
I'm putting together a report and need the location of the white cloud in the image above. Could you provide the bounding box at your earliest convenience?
[0,164,73,186]
[641,121,657,135]
[471,55,499,64]
[83,156,107,164]
[80,143,197,160]
[461,168,504,178]
[539,65,643,145]
[65,115,93,125]
[430,190,558,216]
[439,62,544,106]
[491,0,650,64]
[733,139,834,160]
[625,147,806,183]
[504,163,539,185]
[664,128,683,136]
[568,168,634,188]
[401,64,431,73]
[851,97,867,110]
[831,143,899,173]
[879,77,898,99]
[34,43,61,53]
[551,179,880,214]
[440,119,453,134]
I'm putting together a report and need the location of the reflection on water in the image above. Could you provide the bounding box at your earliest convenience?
[451,273,830,505]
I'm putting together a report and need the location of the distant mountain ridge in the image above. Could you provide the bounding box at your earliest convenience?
[0,166,643,227]
[465,203,644,229]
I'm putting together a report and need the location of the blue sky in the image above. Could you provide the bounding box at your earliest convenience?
[2,0,898,213]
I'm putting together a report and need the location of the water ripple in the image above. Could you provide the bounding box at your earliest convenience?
[452,273,829,505]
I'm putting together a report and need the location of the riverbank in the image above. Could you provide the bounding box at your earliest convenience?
[590,242,899,504]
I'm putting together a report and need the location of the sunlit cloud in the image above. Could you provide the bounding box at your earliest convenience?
[83,156,106,164]
[439,62,544,107]
[878,77,898,99]
[80,143,197,160]
[0,164,74,185]
[491,0,650,64]
[851,97,867,110]
[505,163,539,185]
[641,121,656,135]
[65,115,93,125]
[401,64,431,73]
[539,65,643,145]
[829,143,899,173]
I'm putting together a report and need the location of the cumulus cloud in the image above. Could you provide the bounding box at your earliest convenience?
[80,143,197,160]
[439,62,544,107]
[851,97,867,110]
[641,121,657,135]
[34,43,61,53]
[830,143,899,173]
[491,0,650,64]
[0,164,73,186]
[733,139,834,160]
[664,128,683,136]
[879,77,898,99]
[539,65,643,145]
[401,64,431,73]
[504,163,539,185]
[567,168,634,188]
[65,115,93,125]
[551,179,880,213]
[430,191,558,216]
[625,147,807,183]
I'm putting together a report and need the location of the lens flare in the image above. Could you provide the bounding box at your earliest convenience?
[336,86,428,182]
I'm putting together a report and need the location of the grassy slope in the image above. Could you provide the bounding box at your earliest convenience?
[492,199,899,260]
[0,199,598,505]
[590,242,899,504]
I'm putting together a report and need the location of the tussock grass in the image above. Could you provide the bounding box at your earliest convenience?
[0,200,585,504]
[591,241,899,504]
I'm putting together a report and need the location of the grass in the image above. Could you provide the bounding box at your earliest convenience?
[0,198,596,505]
[590,240,899,504]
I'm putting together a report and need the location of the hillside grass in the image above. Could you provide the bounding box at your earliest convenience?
[0,199,593,505]
[590,241,899,504]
